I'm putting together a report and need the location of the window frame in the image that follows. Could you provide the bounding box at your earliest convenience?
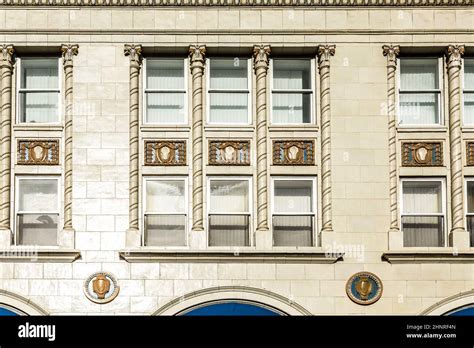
[142,176,189,247]
[205,57,252,126]
[206,176,253,247]
[462,58,474,126]
[16,57,62,125]
[269,58,316,125]
[14,175,61,246]
[396,57,444,127]
[464,178,474,247]
[270,176,317,247]
[142,57,189,126]
[399,177,447,247]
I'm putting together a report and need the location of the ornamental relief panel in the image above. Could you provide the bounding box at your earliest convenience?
[272,140,315,165]
[144,140,186,166]
[17,139,60,165]
[208,140,250,166]
[466,142,474,166]
[401,142,443,167]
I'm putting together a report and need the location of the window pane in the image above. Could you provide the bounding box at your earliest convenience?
[21,59,58,89]
[209,92,248,123]
[467,181,474,213]
[400,59,438,90]
[19,92,59,123]
[146,180,185,213]
[273,215,313,246]
[18,213,58,246]
[146,92,185,123]
[273,59,311,90]
[145,214,186,246]
[210,59,248,90]
[272,93,311,124]
[274,180,313,213]
[18,179,58,212]
[146,59,184,90]
[209,214,249,246]
[402,215,444,247]
[464,93,474,124]
[399,93,439,125]
[210,180,249,213]
[466,215,474,247]
[402,181,441,214]
[464,59,474,90]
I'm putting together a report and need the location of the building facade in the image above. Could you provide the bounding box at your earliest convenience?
[0,2,473,315]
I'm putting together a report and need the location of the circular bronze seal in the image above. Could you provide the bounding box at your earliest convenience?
[346,272,383,305]
[83,272,120,304]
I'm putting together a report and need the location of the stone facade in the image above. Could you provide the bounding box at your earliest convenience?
[0,5,473,315]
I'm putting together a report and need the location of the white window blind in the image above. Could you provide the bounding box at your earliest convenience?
[464,59,474,124]
[465,180,474,247]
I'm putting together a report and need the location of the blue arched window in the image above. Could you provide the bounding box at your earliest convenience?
[182,301,282,316]
[0,307,21,316]
[447,305,474,316]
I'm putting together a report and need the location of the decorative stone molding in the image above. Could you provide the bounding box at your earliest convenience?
[124,44,143,247]
[0,44,15,248]
[466,142,474,166]
[401,142,443,167]
[382,251,474,263]
[317,44,335,237]
[0,249,81,263]
[446,44,470,250]
[382,44,401,248]
[189,44,206,232]
[145,140,186,166]
[253,45,271,238]
[17,139,60,165]
[208,140,250,166]
[272,140,315,166]
[0,289,49,315]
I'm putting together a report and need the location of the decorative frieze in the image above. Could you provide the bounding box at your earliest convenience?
[145,140,186,166]
[272,140,315,165]
[208,141,250,166]
[466,142,474,166]
[401,142,443,167]
[17,139,60,165]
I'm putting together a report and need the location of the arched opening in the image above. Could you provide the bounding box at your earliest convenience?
[0,290,48,316]
[421,290,474,316]
[445,305,474,316]
[0,305,24,316]
[179,300,283,316]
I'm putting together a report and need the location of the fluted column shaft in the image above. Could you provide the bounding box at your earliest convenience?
[253,45,271,232]
[383,45,400,234]
[124,44,142,240]
[0,45,14,237]
[318,45,335,233]
[189,45,206,232]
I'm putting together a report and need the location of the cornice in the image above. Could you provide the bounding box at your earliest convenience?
[0,0,473,6]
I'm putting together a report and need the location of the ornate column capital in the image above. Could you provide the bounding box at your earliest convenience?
[61,44,79,66]
[252,45,271,72]
[317,44,336,68]
[124,44,143,67]
[0,44,15,69]
[189,44,206,69]
[446,44,465,69]
[382,45,400,67]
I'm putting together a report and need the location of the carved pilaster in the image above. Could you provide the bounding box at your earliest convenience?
[253,45,271,237]
[382,45,401,248]
[317,45,335,238]
[189,44,206,232]
[124,44,143,247]
[60,44,78,248]
[446,44,470,249]
[0,44,14,247]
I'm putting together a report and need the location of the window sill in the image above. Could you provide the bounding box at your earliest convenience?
[13,124,64,132]
[382,250,474,263]
[268,125,319,132]
[396,126,447,133]
[461,127,474,133]
[0,248,81,263]
[119,249,343,263]
[140,125,191,132]
[204,125,255,132]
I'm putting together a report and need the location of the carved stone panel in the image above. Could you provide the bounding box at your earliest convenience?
[401,142,443,167]
[467,142,474,166]
[272,140,315,165]
[144,140,186,166]
[17,139,60,165]
[208,140,250,166]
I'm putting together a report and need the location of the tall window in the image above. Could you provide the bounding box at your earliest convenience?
[464,59,474,125]
[401,179,445,247]
[144,178,187,246]
[399,58,441,126]
[144,59,187,124]
[272,178,316,247]
[17,58,60,124]
[208,178,251,247]
[465,180,474,247]
[271,59,314,124]
[207,58,250,124]
[15,177,59,246]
